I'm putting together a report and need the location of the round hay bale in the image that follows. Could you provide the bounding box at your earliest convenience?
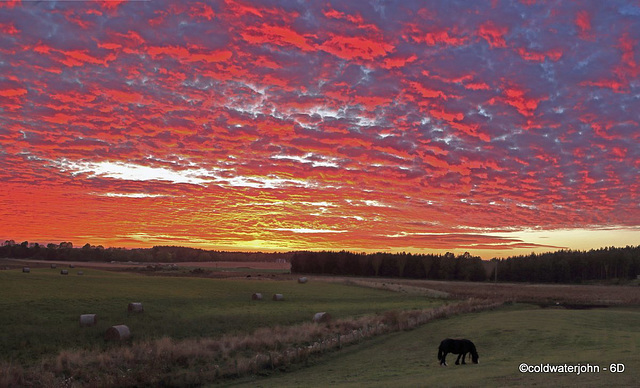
[105,325,130,341]
[60,270,69,275]
[79,314,97,327]
[313,312,331,323]
[128,302,144,313]
[252,292,263,300]
[272,293,284,301]
[298,277,308,284]
[69,264,75,268]
[22,267,30,273]
[50,264,57,269]
[77,271,84,275]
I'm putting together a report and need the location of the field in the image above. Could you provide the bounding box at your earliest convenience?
[322,277,640,306]
[231,305,639,388]
[1,261,638,387]
[0,267,441,363]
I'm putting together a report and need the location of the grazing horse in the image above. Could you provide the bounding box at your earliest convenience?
[438,338,479,366]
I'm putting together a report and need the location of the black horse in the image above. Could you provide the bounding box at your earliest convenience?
[438,338,479,366]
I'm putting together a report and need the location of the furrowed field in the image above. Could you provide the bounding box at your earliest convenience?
[1,263,638,387]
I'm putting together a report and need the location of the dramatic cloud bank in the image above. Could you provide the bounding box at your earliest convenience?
[1,0,638,257]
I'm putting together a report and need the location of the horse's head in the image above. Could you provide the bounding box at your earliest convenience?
[471,352,479,364]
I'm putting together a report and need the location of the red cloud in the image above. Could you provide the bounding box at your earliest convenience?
[430,109,464,123]
[322,6,380,33]
[517,47,563,62]
[616,32,639,79]
[50,92,97,105]
[101,1,126,11]
[42,113,75,124]
[381,55,417,69]
[464,82,490,90]
[451,122,491,142]
[580,79,627,93]
[619,33,637,68]
[409,82,448,100]
[319,34,394,60]
[354,95,393,109]
[403,23,468,47]
[241,24,314,51]
[496,86,545,117]
[31,43,116,67]
[575,10,592,39]
[103,89,147,104]
[0,22,19,35]
[323,8,344,20]
[57,49,114,67]
[97,42,122,50]
[148,45,232,63]
[225,0,264,18]
[0,0,20,9]
[0,88,27,97]
[477,21,508,48]
[189,3,216,21]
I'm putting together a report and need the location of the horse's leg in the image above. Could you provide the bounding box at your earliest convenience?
[441,352,448,366]
[461,352,467,365]
[455,353,462,365]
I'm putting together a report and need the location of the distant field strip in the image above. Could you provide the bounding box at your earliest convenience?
[325,277,640,306]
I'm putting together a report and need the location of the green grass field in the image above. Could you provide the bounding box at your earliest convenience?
[0,268,442,364]
[230,305,639,388]
[2,267,638,387]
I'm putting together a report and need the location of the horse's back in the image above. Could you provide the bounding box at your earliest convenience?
[440,338,473,352]
[439,338,454,348]
[461,339,476,350]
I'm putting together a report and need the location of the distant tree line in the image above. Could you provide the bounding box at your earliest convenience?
[3,239,638,283]
[0,241,291,263]
[491,246,640,283]
[290,247,640,283]
[291,251,487,281]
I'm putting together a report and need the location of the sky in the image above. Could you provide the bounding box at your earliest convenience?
[0,0,639,259]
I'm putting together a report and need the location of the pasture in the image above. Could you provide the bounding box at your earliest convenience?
[232,305,640,387]
[0,267,442,364]
[1,264,638,387]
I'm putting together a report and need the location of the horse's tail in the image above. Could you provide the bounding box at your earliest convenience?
[437,345,443,361]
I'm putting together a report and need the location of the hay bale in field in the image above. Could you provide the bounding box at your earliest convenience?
[77,271,84,275]
[69,264,75,268]
[50,264,57,269]
[298,277,308,284]
[60,270,69,275]
[22,267,30,273]
[272,293,284,301]
[128,302,144,313]
[313,312,331,323]
[252,292,263,300]
[79,314,97,327]
[105,325,130,341]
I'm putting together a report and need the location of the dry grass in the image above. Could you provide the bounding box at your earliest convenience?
[1,299,501,387]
